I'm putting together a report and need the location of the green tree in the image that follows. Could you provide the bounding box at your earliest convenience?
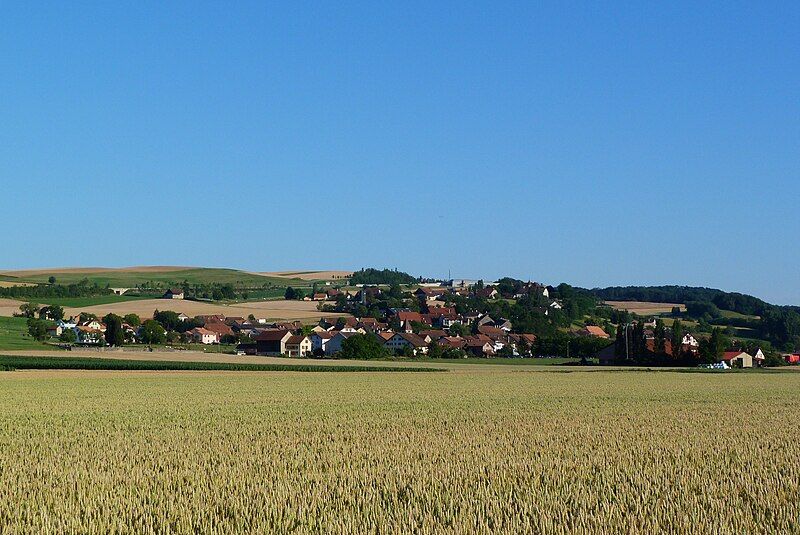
[671,320,684,359]
[139,320,167,344]
[39,305,65,321]
[48,276,57,284]
[103,314,126,347]
[699,328,729,364]
[19,302,39,318]
[284,287,298,300]
[123,314,141,327]
[339,334,389,359]
[654,319,666,354]
[448,323,465,337]
[26,318,48,341]
[59,328,77,343]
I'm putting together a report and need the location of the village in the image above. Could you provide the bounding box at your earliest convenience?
[32,280,798,368]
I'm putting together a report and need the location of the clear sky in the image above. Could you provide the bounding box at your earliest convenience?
[1,2,798,304]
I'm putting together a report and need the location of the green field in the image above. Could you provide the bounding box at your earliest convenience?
[0,316,49,351]
[33,295,154,308]
[3,268,311,288]
[0,368,797,532]
[0,355,439,372]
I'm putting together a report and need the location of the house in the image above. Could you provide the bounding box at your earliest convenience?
[76,326,103,344]
[578,326,609,339]
[785,353,800,364]
[255,330,293,355]
[285,335,312,357]
[682,334,699,347]
[492,318,513,331]
[79,319,106,332]
[438,336,466,349]
[312,293,327,301]
[475,287,498,299]
[325,331,359,355]
[383,332,429,355]
[464,335,495,356]
[202,321,234,340]
[47,325,63,338]
[163,288,184,300]
[188,328,219,345]
[177,313,190,322]
[752,348,766,366]
[721,351,754,368]
[311,331,336,354]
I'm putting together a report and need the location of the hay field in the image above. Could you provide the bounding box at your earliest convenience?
[258,270,353,280]
[0,298,28,317]
[60,298,346,321]
[0,369,797,533]
[604,300,686,315]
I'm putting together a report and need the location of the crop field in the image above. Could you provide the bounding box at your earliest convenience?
[604,301,686,315]
[54,298,348,322]
[0,369,797,533]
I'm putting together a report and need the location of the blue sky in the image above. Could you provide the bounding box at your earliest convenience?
[1,2,798,304]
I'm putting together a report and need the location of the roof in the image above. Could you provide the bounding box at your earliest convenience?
[583,326,609,337]
[255,329,291,341]
[165,288,183,294]
[285,335,308,344]
[398,332,427,347]
[312,331,335,339]
[722,351,750,361]
[397,311,423,323]
[190,327,217,336]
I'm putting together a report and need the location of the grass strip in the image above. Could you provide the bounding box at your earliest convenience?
[0,355,444,373]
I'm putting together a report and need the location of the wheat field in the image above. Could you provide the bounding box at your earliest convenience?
[0,369,797,533]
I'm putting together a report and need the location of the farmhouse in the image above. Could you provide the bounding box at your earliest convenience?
[285,335,312,357]
[721,351,754,369]
[310,331,335,354]
[255,330,292,356]
[578,326,609,339]
[383,333,428,355]
[163,288,184,299]
[187,327,219,345]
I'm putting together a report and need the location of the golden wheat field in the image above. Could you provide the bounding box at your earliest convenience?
[0,369,798,534]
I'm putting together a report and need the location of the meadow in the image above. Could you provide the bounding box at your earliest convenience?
[0,368,797,533]
[0,267,319,287]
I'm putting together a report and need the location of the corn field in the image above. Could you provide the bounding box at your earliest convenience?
[0,369,798,533]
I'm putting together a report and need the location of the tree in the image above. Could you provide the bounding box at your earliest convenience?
[671,320,684,359]
[38,305,65,321]
[139,320,166,344]
[123,314,141,327]
[26,318,48,341]
[79,312,98,323]
[59,329,77,343]
[284,287,298,300]
[103,314,125,347]
[19,302,39,318]
[654,319,666,354]
[427,341,444,359]
[699,328,729,364]
[47,276,57,284]
[153,310,183,332]
[448,323,465,337]
[338,334,389,359]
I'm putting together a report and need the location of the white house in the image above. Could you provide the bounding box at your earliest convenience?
[188,328,219,345]
[383,333,428,356]
[311,331,335,354]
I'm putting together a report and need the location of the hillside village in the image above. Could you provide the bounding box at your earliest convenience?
[20,275,799,368]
